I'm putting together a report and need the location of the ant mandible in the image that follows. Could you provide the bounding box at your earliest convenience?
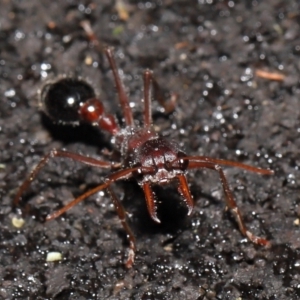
[13,21,273,268]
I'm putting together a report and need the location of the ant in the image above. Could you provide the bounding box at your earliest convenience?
[13,21,273,268]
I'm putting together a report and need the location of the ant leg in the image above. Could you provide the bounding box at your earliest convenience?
[151,72,177,114]
[81,20,134,127]
[142,182,161,223]
[142,69,177,120]
[107,187,136,268]
[13,149,115,208]
[214,164,270,246]
[186,160,270,246]
[80,20,105,50]
[176,174,194,215]
[45,166,138,221]
[104,47,134,127]
[143,70,153,127]
[184,155,274,175]
[143,68,178,128]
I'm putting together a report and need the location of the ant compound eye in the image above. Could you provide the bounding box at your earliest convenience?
[41,78,95,124]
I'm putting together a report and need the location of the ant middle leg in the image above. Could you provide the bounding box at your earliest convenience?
[13,149,115,209]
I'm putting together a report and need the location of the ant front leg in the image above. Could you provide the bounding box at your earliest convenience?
[187,160,270,246]
[44,167,138,221]
[13,149,114,210]
[41,167,139,268]
[214,164,270,246]
[107,187,136,268]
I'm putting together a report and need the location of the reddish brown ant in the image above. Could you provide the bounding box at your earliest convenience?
[13,21,273,268]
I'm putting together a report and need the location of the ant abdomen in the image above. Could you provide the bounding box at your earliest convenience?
[41,77,119,134]
[41,78,96,124]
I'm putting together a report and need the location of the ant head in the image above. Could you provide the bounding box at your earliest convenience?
[133,137,188,184]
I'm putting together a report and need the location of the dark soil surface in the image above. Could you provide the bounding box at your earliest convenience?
[1,1,300,299]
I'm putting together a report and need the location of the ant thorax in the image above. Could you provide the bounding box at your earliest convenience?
[115,127,188,184]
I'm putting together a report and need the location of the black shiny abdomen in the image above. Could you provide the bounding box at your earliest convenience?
[41,78,95,124]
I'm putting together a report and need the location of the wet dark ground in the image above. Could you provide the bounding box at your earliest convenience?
[1,1,300,299]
